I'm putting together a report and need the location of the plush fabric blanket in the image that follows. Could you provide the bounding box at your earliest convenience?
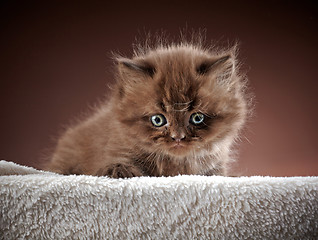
[0,160,317,239]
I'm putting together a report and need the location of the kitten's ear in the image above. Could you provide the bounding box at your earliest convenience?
[117,57,155,79]
[196,55,234,78]
[197,53,238,89]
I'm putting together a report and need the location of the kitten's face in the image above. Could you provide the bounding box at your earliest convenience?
[115,47,246,158]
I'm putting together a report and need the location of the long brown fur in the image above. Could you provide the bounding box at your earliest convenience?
[46,37,250,178]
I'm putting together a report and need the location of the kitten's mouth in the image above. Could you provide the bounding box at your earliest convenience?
[167,144,191,157]
[168,141,189,154]
[171,142,185,148]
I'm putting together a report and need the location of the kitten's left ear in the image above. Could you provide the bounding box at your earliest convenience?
[196,54,235,80]
[196,55,233,75]
[198,53,239,90]
[117,57,156,79]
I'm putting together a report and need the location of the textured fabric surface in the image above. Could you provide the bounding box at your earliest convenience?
[1,160,317,239]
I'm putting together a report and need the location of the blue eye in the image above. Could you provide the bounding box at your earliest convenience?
[190,113,205,125]
[151,114,167,127]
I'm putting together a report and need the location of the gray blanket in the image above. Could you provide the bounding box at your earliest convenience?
[0,160,317,239]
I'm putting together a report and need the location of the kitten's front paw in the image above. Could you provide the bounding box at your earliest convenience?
[97,163,143,178]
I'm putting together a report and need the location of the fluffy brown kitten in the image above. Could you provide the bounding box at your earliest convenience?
[46,40,249,178]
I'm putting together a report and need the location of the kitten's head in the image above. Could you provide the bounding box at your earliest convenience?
[113,43,248,158]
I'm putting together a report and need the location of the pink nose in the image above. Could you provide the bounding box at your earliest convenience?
[171,134,186,142]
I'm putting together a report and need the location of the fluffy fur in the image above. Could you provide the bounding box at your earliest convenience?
[46,38,249,177]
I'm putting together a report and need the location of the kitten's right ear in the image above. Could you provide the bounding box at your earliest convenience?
[117,57,156,79]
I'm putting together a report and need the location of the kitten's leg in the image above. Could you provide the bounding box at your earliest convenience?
[204,167,225,176]
[203,162,227,176]
[95,163,143,178]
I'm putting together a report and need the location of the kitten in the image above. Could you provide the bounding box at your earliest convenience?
[46,39,249,178]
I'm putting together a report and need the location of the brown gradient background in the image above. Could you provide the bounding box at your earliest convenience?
[1,1,317,176]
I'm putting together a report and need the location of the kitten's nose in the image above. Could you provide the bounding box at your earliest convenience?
[171,133,186,142]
